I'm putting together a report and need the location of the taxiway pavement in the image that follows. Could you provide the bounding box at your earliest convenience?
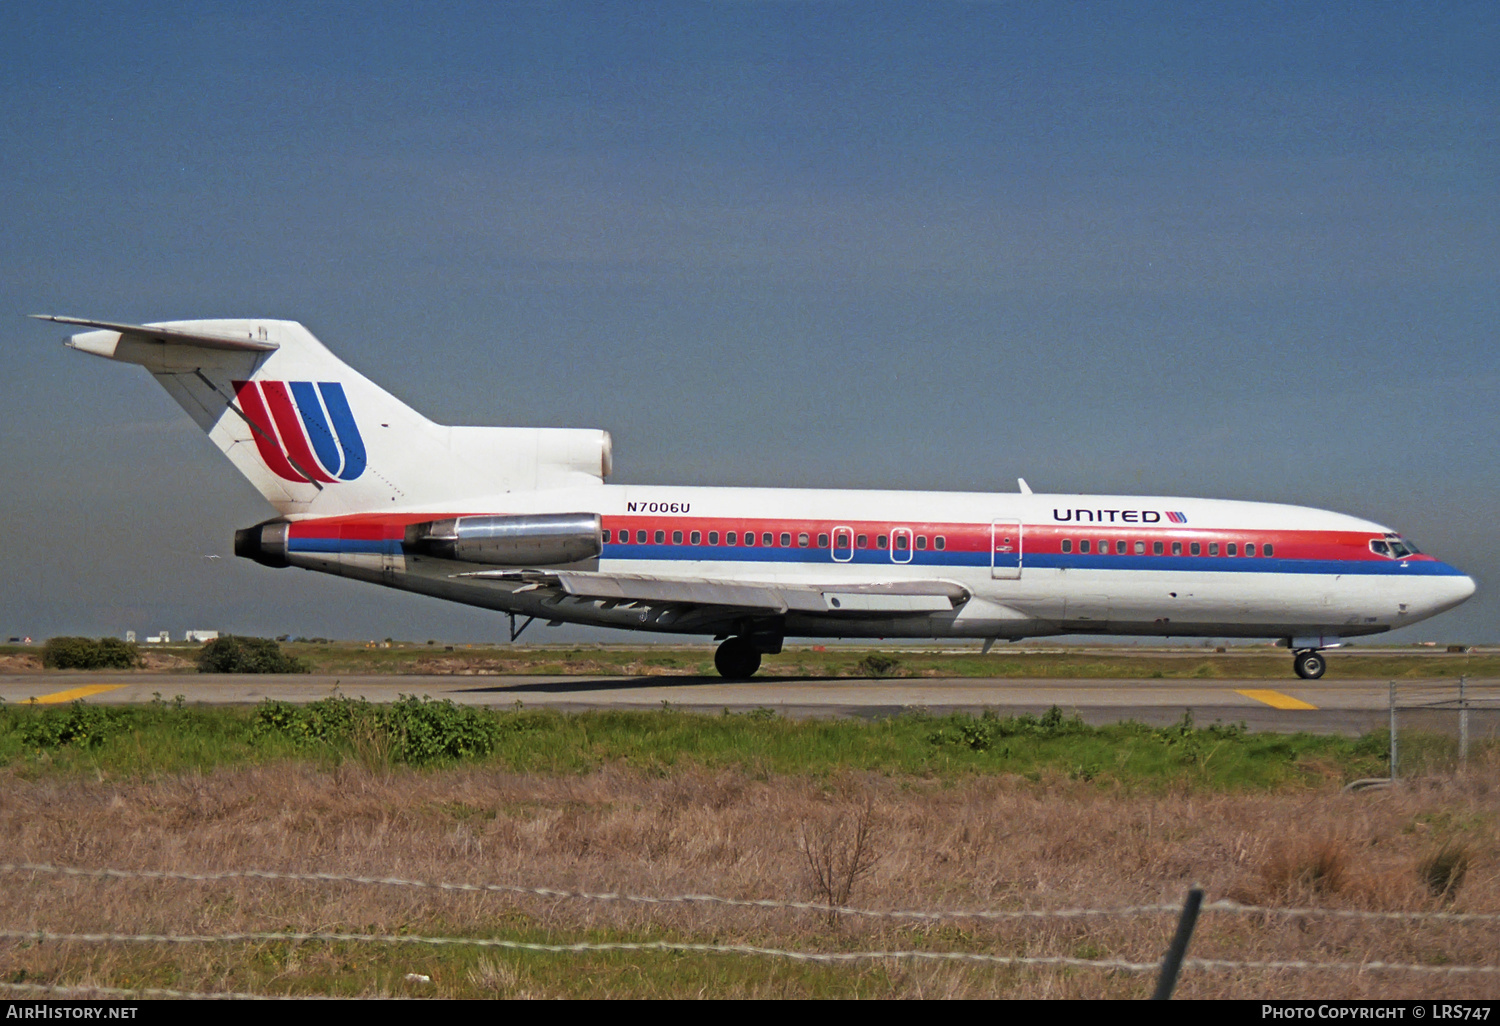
[3,673,1496,736]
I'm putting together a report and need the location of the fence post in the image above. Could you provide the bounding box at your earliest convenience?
[1458,676,1469,769]
[1151,886,1204,1000]
[1389,681,1398,782]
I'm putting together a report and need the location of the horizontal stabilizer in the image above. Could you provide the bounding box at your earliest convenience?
[33,315,279,353]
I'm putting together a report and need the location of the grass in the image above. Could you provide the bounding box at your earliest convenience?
[2,757,1497,998]
[0,698,1454,789]
[2,689,1496,998]
[5,641,1496,679]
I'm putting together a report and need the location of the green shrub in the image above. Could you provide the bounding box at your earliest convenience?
[18,700,112,750]
[250,695,503,765]
[42,637,141,670]
[197,636,310,674]
[855,653,901,677]
[384,695,504,764]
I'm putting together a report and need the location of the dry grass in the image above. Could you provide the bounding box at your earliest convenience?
[1,760,1497,998]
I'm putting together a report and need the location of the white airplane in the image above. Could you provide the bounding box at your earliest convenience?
[41,315,1476,680]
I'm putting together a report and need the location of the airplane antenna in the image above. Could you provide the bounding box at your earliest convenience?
[1017,478,1033,495]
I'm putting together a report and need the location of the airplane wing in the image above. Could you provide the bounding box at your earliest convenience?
[32,315,280,352]
[457,569,969,615]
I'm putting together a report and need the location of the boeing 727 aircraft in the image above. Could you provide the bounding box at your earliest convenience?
[41,315,1476,679]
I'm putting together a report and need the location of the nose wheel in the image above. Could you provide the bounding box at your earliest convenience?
[1293,650,1326,680]
[714,637,762,679]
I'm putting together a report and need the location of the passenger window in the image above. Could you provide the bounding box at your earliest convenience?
[636,530,647,544]
[1208,543,1219,556]
[655,530,666,544]
[708,531,719,545]
[857,534,868,548]
[877,535,889,549]
[797,533,809,547]
[935,536,945,550]
[690,531,701,545]
[744,532,755,547]
[779,532,791,547]
[1227,543,1237,556]
[916,536,927,550]
[1080,540,1090,554]
[1134,541,1145,555]
[1171,541,1182,556]
[1190,542,1201,556]
[1264,543,1273,557]
[1062,539,1073,553]
[602,529,611,544]
[1114,540,1125,555]
[895,534,909,551]
[726,531,737,545]
[763,533,774,546]
[1245,543,1255,557]
[1153,541,1163,555]
[818,533,829,547]
[672,530,683,545]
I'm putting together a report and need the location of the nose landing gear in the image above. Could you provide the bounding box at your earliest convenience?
[1293,649,1327,680]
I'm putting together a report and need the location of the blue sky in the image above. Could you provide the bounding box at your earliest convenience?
[2,2,1495,643]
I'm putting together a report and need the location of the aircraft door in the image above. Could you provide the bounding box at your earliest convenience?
[991,520,1022,579]
[890,527,914,564]
[831,526,854,562]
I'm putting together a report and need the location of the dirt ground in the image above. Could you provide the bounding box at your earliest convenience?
[2,759,1497,998]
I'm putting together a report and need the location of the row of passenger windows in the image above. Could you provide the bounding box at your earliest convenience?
[604,528,947,550]
[1060,539,1273,557]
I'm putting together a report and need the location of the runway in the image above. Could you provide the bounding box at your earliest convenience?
[3,673,1496,736]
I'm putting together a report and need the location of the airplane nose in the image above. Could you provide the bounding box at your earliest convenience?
[1455,574,1477,603]
[1432,572,1477,614]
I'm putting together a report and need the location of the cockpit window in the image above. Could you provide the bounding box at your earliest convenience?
[1374,535,1421,558]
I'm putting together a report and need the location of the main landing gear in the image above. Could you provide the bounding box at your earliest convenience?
[714,637,761,679]
[1293,650,1327,680]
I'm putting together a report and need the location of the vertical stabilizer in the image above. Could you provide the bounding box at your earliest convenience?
[45,316,611,515]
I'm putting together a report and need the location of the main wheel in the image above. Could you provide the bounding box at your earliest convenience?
[1293,650,1326,680]
[714,637,762,679]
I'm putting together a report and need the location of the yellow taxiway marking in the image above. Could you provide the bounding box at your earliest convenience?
[29,685,124,705]
[1236,688,1317,711]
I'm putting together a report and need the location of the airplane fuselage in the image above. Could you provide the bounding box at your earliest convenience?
[258,483,1474,648]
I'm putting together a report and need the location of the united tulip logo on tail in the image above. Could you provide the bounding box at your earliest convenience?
[233,380,367,483]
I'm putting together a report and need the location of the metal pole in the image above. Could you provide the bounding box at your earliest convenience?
[1458,675,1469,768]
[1151,886,1204,1000]
[1389,681,1398,782]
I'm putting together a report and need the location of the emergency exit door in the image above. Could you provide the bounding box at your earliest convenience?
[990,521,1022,579]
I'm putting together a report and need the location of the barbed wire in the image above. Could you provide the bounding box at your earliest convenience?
[5,862,1498,925]
[4,929,1496,976]
[0,980,302,1001]
[0,862,1181,922]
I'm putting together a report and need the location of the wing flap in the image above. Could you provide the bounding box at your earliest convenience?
[457,569,968,615]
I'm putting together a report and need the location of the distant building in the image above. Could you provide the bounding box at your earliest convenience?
[145,631,171,644]
[183,630,220,643]
[125,631,136,643]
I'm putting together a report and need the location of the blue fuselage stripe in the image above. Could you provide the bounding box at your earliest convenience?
[285,538,1465,578]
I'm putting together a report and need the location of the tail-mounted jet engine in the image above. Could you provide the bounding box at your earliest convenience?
[404,513,601,566]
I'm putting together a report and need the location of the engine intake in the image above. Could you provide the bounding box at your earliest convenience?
[405,513,601,566]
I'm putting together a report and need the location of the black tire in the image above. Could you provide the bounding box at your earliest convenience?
[1294,650,1326,680]
[714,638,762,679]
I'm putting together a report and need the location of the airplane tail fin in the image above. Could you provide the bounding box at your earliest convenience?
[42,316,611,516]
